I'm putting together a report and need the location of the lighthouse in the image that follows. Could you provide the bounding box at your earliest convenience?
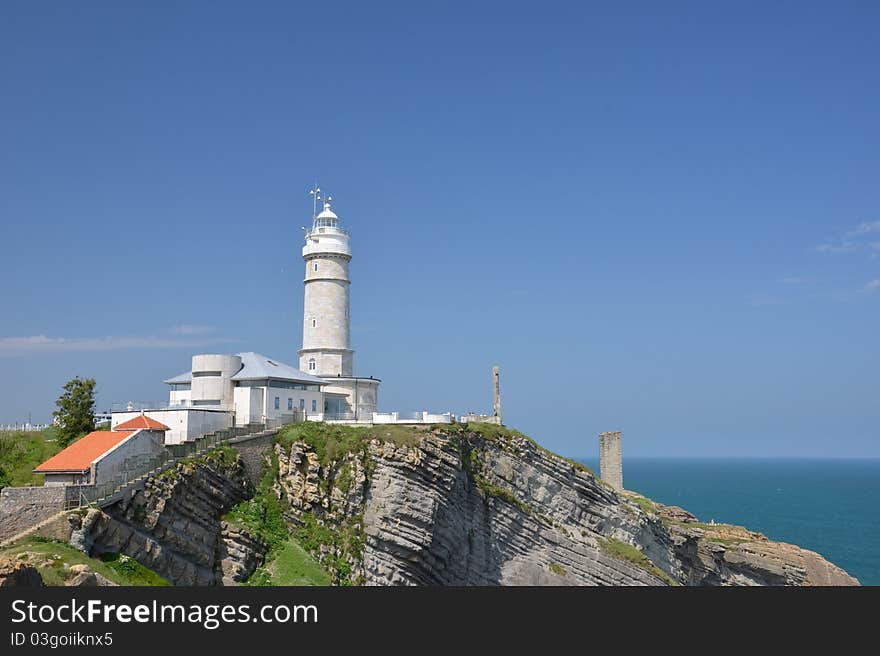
[299,189,379,421]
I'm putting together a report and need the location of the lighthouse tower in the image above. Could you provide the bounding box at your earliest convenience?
[299,190,379,421]
[299,195,353,377]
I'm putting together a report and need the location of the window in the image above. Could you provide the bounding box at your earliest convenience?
[287,398,293,410]
[312,318,316,328]
[299,399,305,409]
[308,358,316,371]
[192,371,222,378]
[274,396,280,410]
[192,400,221,407]
[313,262,318,272]
[311,399,317,412]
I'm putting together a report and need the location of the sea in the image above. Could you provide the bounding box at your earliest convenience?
[577,457,880,585]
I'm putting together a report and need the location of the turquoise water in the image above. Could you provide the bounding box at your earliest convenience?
[577,458,880,585]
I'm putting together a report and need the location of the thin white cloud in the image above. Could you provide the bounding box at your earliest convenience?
[816,241,858,254]
[845,220,880,238]
[170,324,215,335]
[817,220,880,254]
[778,276,810,284]
[0,335,236,357]
[866,280,880,295]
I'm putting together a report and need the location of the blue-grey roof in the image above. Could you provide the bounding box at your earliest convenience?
[163,371,193,384]
[163,352,324,386]
[230,352,327,385]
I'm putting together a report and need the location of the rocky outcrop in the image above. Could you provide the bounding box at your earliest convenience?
[271,426,858,586]
[655,505,857,586]
[216,521,267,584]
[82,450,265,585]
[0,556,43,587]
[65,564,117,587]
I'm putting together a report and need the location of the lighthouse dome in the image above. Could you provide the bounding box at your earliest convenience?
[316,200,338,221]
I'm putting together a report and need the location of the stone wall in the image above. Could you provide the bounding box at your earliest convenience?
[228,430,278,487]
[599,431,623,492]
[0,486,66,543]
[0,485,94,544]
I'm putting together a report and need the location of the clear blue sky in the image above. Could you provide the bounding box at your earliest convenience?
[1,1,878,457]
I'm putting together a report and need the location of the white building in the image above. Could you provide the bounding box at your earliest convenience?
[300,193,380,421]
[36,415,168,486]
[110,190,458,437]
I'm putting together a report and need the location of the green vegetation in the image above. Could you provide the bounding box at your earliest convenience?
[99,553,171,586]
[293,513,364,586]
[1,536,168,586]
[463,422,528,441]
[627,494,659,515]
[549,562,567,577]
[156,444,239,485]
[224,445,334,586]
[474,477,532,515]
[0,428,62,490]
[53,377,97,448]
[224,449,286,552]
[465,443,532,515]
[276,422,422,468]
[245,537,331,586]
[223,492,288,553]
[465,422,595,477]
[597,537,679,586]
[335,462,352,495]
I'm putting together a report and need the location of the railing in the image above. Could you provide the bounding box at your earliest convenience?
[324,411,358,421]
[64,414,303,510]
[372,411,454,424]
[111,401,233,412]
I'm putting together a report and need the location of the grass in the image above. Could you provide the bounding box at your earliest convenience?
[276,422,423,468]
[474,477,532,515]
[224,448,286,553]
[0,428,62,489]
[99,553,171,586]
[626,493,659,515]
[597,537,679,586]
[1,536,169,586]
[293,513,365,585]
[549,562,567,577]
[246,537,331,586]
[465,423,596,477]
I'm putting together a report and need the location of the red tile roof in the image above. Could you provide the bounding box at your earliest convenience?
[34,430,137,473]
[113,415,170,431]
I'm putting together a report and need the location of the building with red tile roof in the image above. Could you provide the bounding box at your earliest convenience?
[35,420,168,487]
[113,414,170,431]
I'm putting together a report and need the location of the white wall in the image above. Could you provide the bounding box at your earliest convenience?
[111,409,232,445]
[93,429,166,486]
[169,389,191,406]
[234,387,265,426]
[321,379,379,421]
[266,385,322,420]
[191,354,241,408]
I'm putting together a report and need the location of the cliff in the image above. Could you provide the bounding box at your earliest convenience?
[19,446,269,586]
[270,423,858,586]
[4,423,857,586]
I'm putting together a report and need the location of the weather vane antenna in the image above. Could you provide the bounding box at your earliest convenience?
[309,183,322,220]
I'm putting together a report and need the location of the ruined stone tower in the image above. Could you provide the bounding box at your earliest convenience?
[599,431,623,491]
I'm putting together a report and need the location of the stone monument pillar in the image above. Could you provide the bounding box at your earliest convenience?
[492,365,502,424]
[599,431,623,491]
